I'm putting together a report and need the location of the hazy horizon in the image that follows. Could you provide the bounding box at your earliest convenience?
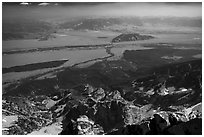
[3,2,202,21]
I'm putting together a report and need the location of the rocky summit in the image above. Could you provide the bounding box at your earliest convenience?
[2,58,202,135]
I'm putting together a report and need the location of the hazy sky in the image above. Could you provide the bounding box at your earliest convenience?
[3,2,202,21]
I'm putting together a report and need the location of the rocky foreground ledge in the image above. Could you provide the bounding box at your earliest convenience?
[64,109,202,135]
[59,91,201,135]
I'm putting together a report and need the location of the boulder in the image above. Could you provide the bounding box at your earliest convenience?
[149,114,168,134]
[92,88,105,101]
[168,112,188,126]
[77,115,95,135]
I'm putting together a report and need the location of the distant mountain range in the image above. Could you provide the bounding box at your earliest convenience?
[2,17,201,40]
